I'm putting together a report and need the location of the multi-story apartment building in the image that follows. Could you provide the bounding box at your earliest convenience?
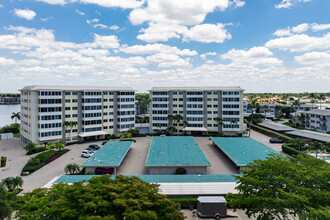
[149,87,244,136]
[20,86,135,144]
[305,109,330,132]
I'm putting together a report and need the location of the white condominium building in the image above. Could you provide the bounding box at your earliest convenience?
[149,87,244,136]
[20,85,135,144]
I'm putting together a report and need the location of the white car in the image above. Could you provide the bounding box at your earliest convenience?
[81,150,94,158]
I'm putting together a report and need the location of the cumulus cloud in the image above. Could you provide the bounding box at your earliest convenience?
[292,23,309,33]
[41,16,53,21]
[0,57,16,66]
[294,51,330,66]
[94,24,120,30]
[266,33,330,52]
[14,9,36,20]
[121,43,197,56]
[183,23,231,43]
[275,0,312,9]
[129,0,242,43]
[311,23,330,32]
[200,52,217,60]
[86,18,99,24]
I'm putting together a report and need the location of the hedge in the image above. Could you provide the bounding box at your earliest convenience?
[282,144,309,157]
[22,149,69,174]
[26,146,47,155]
[119,139,136,143]
[249,123,293,143]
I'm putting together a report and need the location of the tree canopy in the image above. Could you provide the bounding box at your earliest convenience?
[226,154,330,220]
[15,175,184,220]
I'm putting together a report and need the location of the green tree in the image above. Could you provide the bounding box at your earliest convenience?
[230,119,237,134]
[1,176,23,192]
[15,175,184,220]
[0,184,13,220]
[281,106,295,118]
[289,138,307,151]
[167,114,174,126]
[136,93,151,125]
[296,113,306,126]
[183,120,189,135]
[247,98,260,137]
[227,154,330,220]
[173,114,183,125]
[24,143,36,154]
[319,94,326,108]
[261,105,269,117]
[65,163,80,174]
[128,128,139,137]
[11,112,20,124]
[308,93,317,108]
[166,126,177,136]
[291,99,301,118]
[55,142,65,151]
[215,117,224,136]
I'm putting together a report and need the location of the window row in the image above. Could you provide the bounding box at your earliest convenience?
[187,110,203,115]
[82,120,102,125]
[82,98,101,103]
[187,91,203,95]
[118,104,134,109]
[38,130,62,137]
[223,111,240,115]
[152,110,168,114]
[153,104,168,108]
[223,104,240,108]
[82,127,102,132]
[103,92,114,95]
[39,99,61,104]
[152,91,168,95]
[65,106,78,110]
[187,97,203,102]
[118,98,135,102]
[83,91,102,96]
[152,123,168,127]
[39,115,61,120]
[223,98,240,102]
[117,111,135,115]
[65,92,78,95]
[223,91,240,95]
[38,107,62,113]
[83,113,102,118]
[118,124,134,129]
[120,117,134,122]
[119,92,134,96]
[152,116,168,121]
[65,99,78,103]
[38,123,62,129]
[82,105,102,110]
[65,114,78,118]
[152,97,168,102]
[187,104,203,108]
[187,117,203,121]
[39,91,61,96]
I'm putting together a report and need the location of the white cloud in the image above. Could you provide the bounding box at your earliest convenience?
[41,16,53,21]
[14,9,36,20]
[200,52,217,60]
[0,4,3,8]
[311,23,330,32]
[275,0,312,9]
[86,18,99,24]
[38,0,144,8]
[292,23,309,33]
[183,23,231,43]
[221,47,283,66]
[265,33,330,52]
[121,43,197,56]
[93,24,120,30]
[0,57,16,65]
[129,0,242,43]
[76,9,85,15]
[274,28,292,36]
[294,51,330,66]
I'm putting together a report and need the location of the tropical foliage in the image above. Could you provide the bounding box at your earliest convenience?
[1,176,23,192]
[11,112,20,123]
[15,175,184,220]
[64,163,81,175]
[227,154,330,219]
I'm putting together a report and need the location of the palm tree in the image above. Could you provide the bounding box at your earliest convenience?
[262,105,269,117]
[1,177,14,191]
[247,98,260,137]
[136,94,151,125]
[156,124,162,135]
[215,117,224,137]
[167,114,174,126]
[230,120,237,136]
[11,112,20,124]
[65,163,80,174]
[318,94,326,108]
[308,93,317,108]
[291,99,301,120]
[166,126,177,136]
[289,138,306,152]
[297,113,306,126]
[12,176,23,190]
[183,120,189,136]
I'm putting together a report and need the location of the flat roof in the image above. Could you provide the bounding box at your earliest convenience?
[304,109,330,116]
[198,196,227,203]
[285,130,330,143]
[54,174,241,184]
[149,86,244,91]
[210,137,280,167]
[145,136,211,167]
[81,141,133,167]
[258,120,296,132]
[20,85,135,91]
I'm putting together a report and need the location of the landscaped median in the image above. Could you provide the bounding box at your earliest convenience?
[21,149,69,175]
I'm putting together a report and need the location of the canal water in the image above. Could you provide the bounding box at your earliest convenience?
[0,105,20,128]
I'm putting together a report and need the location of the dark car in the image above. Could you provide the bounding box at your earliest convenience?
[89,144,101,150]
[269,138,284,143]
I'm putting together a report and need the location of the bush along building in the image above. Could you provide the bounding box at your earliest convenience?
[149,87,244,136]
[20,85,135,144]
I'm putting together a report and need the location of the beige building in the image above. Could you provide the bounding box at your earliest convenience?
[149,87,244,136]
[20,85,135,144]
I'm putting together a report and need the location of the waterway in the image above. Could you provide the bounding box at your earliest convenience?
[0,105,20,128]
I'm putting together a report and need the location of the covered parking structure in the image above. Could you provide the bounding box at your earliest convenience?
[145,136,211,175]
[82,141,133,174]
[47,174,242,196]
[210,137,280,170]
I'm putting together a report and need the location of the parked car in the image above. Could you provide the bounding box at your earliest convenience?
[269,138,284,143]
[81,150,94,158]
[85,147,97,152]
[89,144,101,150]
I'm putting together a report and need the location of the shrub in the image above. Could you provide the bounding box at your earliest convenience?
[119,139,136,143]
[1,156,7,167]
[247,114,266,124]
[24,143,36,154]
[120,133,132,139]
[282,144,309,157]
[105,134,117,140]
[0,123,19,134]
[26,147,47,155]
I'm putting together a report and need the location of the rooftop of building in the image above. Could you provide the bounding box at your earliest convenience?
[258,120,296,132]
[286,130,330,143]
[54,174,241,184]
[20,85,135,91]
[303,109,330,116]
[81,141,133,167]
[145,136,211,167]
[210,137,280,167]
[149,86,244,92]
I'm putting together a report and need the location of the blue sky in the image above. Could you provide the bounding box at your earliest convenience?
[0,0,329,93]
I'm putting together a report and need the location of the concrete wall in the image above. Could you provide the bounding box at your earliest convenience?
[148,166,207,175]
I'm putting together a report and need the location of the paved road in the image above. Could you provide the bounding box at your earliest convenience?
[249,129,284,153]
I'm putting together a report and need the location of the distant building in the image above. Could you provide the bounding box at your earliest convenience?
[0,96,20,104]
[305,109,330,132]
[149,87,244,136]
[20,85,135,144]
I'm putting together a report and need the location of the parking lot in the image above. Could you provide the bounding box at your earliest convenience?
[0,130,286,193]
